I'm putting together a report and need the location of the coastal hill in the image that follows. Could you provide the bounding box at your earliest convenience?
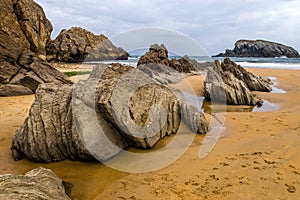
[214,39,300,58]
[0,0,128,96]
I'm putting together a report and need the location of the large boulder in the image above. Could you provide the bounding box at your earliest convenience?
[46,27,129,62]
[96,63,181,149]
[11,63,209,162]
[214,39,300,58]
[11,83,95,162]
[204,59,271,106]
[0,167,71,200]
[0,51,72,96]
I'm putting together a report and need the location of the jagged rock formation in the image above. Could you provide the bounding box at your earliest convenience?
[214,40,300,58]
[12,63,209,162]
[46,27,129,62]
[0,167,71,200]
[0,51,72,96]
[137,44,197,73]
[137,44,214,84]
[204,58,271,105]
[219,58,272,92]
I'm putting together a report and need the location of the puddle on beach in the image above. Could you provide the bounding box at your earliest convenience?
[180,89,280,114]
[174,75,284,114]
[268,76,286,94]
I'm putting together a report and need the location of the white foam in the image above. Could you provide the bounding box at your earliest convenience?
[237,62,300,70]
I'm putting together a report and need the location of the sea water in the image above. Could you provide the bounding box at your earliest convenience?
[97,56,300,70]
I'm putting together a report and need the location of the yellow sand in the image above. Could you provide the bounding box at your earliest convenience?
[0,68,299,199]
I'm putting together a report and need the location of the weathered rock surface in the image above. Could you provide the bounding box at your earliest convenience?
[214,40,300,58]
[11,83,95,162]
[204,58,271,105]
[0,167,71,200]
[219,58,272,92]
[137,63,187,84]
[12,63,209,162]
[46,27,129,62]
[0,51,72,96]
[96,63,181,149]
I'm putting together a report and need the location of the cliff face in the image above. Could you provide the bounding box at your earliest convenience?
[0,0,52,61]
[214,40,300,58]
[0,0,71,96]
[46,27,129,62]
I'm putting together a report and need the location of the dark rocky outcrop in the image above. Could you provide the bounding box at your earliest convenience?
[12,63,209,162]
[204,58,271,106]
[137,44,170,67]
[0,51,72,96]
[46,27,129,62]
[214,39,300,58]
[137,44,197,73]
[0,167,71,200]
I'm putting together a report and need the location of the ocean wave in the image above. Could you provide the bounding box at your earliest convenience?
[237,62,300,70]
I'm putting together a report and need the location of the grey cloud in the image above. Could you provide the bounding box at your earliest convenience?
[35,0,300,55]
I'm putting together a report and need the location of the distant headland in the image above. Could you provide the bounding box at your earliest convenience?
[213,39,300,58]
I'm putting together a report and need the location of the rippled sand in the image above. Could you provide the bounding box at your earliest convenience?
[0,68,299,199]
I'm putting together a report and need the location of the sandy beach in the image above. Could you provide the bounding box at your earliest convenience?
[0,68,299,199]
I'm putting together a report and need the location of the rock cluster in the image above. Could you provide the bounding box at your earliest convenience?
[204,58,271,105]
[137,44,197,73]
[0,51,72,96]
[0,167,71,200]
[12,63,209,162]
[46,27,129,62]
[214,40,300,58]
[137,44,215,84]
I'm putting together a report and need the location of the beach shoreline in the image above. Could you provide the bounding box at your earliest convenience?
[0,68,299,199]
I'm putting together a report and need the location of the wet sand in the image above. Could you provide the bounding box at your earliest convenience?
[0,68,299,199]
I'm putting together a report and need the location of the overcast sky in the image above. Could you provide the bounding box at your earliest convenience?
[36,0,300,55]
